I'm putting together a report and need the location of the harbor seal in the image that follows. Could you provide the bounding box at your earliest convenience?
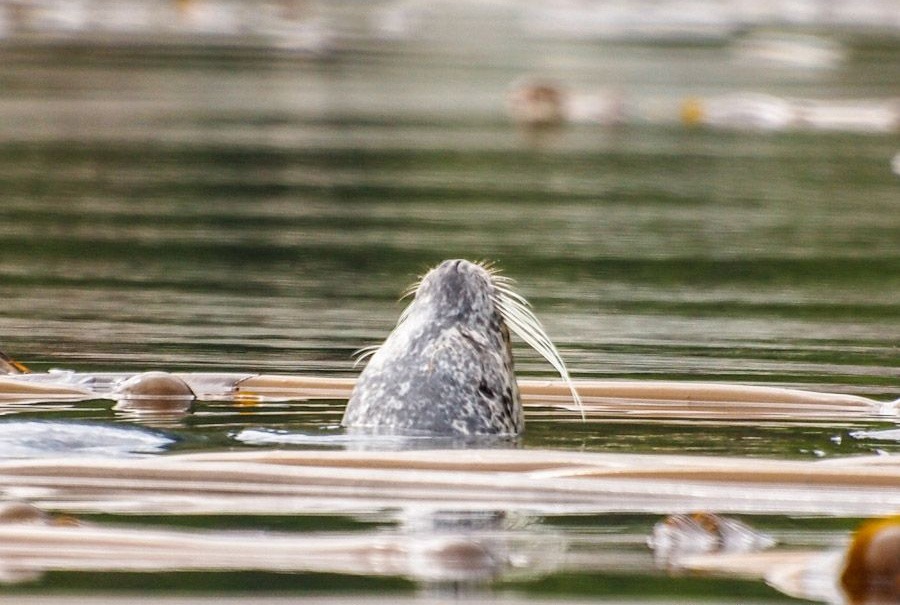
[342,259,580,437]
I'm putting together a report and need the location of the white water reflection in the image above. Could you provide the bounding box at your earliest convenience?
[0,420,175,458]
[0,504,565,586]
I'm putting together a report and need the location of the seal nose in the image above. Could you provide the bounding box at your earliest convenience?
[447,259,476,274]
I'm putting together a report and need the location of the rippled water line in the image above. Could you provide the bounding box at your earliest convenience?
[0,22,897,603]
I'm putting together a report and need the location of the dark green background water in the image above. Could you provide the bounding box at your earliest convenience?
[0,23,898,603]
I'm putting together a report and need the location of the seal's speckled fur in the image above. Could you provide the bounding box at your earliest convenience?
[343,259,581,437]
[343,259,521,436]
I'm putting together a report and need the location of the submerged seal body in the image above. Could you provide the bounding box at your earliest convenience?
[342,259,523,437]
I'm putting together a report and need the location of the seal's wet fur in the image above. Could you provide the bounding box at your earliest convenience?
[342,259,523,436]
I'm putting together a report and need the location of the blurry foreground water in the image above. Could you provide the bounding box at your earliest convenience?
[0,8,898,602]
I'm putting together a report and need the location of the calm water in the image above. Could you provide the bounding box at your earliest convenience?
[0,23,898,603]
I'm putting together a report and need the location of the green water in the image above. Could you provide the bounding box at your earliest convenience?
[0,29,898,603]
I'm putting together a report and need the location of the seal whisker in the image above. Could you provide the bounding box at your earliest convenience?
[491,274,517,285]
[480,261,513,284]
[351,345,382,368]
[396,299,416,326]
[492,293,584,419]
[492,282,532,308]
[400,281,422,301]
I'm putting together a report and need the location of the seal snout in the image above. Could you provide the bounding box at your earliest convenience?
[433,258,482,281]
[420,259,496,326]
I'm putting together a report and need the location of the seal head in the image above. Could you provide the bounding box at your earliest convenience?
[342,259,579,437]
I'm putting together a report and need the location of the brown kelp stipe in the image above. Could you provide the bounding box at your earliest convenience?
[235,375,895,420]
[0,371,893,421]
[0,350,29,375]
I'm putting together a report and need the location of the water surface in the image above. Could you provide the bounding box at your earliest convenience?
[0,23,898,603]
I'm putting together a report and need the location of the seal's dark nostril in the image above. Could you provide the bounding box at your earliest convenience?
[439,259,463,272]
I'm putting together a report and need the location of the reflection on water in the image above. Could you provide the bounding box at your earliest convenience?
[0,5,897,602]
[0,502,564,588]
[649,512,776,569]
[234,427,521,452]
[0,420,175,458]
[0,447,897,602]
